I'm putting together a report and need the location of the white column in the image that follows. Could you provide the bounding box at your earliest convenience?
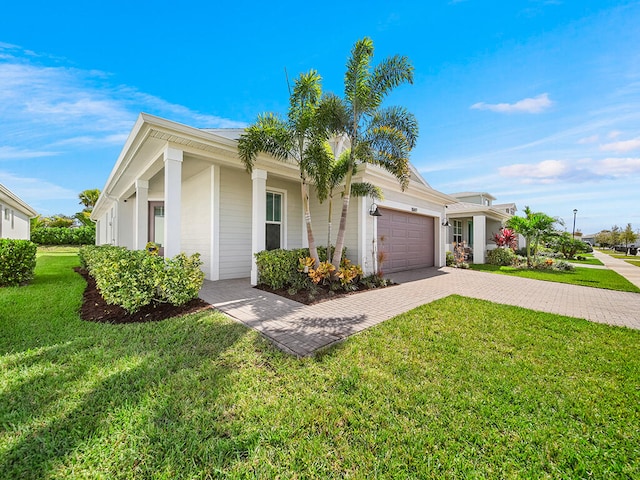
[251,169,267,285]
[473,215,486,264]
[164,146,183,258]
[210,165,220,281]
[135,179,149,250]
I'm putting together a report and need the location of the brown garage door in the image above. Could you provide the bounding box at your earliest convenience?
[377,208,434,273]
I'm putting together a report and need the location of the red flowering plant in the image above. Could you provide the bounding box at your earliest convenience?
[493,228,517,250]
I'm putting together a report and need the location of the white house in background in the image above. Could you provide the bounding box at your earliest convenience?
[0,183,38,240]
[444,192,517,264]
[91,113,455,284]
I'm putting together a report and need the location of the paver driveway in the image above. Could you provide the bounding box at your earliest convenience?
[199,263,640,357]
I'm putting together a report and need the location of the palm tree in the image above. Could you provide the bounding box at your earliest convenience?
[327,37,418,268]
[506,206,558,267]
[314,149,382,255]
[237,70,332,267]
[78,189,101,210]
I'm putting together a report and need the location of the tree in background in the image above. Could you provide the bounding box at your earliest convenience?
[550,232,590,259]
[326,37,418,269]
[594,230,612,247]
[506,206,559,267]
[620,223,637,248]
[610,225,621,247]
[78,189,100,209]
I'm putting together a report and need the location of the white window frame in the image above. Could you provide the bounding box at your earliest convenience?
[453,219,463,245]
[265,188,287,250]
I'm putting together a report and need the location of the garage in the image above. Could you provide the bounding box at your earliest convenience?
[377,208,435,273]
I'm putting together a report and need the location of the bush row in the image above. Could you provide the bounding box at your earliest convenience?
[255,246,338,290]
[31,226,96,245]
[0,239,37,287]
[79,245,205,313]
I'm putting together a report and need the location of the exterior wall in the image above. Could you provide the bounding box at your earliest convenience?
[218,167,252,279]
[0,204,31,240]
[181,168,213,277]
[486,218,503,251]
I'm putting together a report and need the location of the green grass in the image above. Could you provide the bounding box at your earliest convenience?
[625,259,640,268]
[567,254,603,266]
[471,264,640,292]
[2,251,640,478]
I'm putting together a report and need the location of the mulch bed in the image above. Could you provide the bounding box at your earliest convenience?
[255,281,397,305]
[75,268,211,324]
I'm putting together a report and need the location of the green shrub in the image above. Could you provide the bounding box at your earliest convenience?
[79,245,204,313]
[487,247,517,266]
[446,251,455,266]
[31,226,95,245]
[0,239,37,287]
[255,247,343,290]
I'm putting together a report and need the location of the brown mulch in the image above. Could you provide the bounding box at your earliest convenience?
[75,268,211,324]
[255,281,397,305]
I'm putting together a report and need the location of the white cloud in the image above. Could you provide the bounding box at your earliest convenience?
[577,135,599,144]
[0,170,76,202]
[600,137,640,153]
[498,157,640,184]
[470,93,553,114]
[593,157,640,176]
[0,146,59,160]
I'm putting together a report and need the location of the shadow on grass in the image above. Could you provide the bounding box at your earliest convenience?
[0,315,250,479]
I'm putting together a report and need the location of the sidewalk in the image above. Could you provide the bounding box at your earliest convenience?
[200,263,640,357]
[591,249,640,289]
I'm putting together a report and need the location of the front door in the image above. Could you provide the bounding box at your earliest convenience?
[148,201,165,255]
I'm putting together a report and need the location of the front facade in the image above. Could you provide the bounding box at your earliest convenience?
[91,114,454,283]
[444,192,516,264]
[0,183,37,240]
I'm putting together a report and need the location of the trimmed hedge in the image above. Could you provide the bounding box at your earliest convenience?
[31,226,95,245]
[0,239,37,287]
[255,246,345,291]
[79,245,204,313]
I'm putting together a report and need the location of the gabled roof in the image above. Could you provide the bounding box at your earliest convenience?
[0,183,38,217]
[446,201,513,221]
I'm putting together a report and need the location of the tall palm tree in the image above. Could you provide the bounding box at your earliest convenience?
[237,70,332,267]
[314,149,382,255]
[328,37,419,268]
[506,206,558,267]
[78,189,101,210]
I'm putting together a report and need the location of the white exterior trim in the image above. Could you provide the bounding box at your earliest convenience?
[251,169,267,285]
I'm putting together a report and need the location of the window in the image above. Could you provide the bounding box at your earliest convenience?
[453,220,463,244]
[3,208,9,221]
[11,210,14,229]
[265,191,282,250]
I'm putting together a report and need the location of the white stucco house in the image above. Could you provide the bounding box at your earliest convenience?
[444,192,517,264]
[91,113,456,284]
[0,183,38,240]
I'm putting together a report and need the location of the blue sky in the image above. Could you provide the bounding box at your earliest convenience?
[1,0,639,235]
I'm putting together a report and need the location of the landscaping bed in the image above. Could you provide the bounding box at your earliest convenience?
[256,280,396,305]
[75,267,210,323]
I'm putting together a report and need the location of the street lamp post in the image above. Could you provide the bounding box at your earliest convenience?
[572,209,578,239]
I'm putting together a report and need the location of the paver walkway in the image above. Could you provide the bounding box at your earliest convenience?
[199,262,640,357]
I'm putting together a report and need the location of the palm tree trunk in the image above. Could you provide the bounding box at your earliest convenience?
[326,192,333,260]
[302,181,320,267]
[331,166,353,268]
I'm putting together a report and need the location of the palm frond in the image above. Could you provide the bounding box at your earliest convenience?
[289,70,323,139]
[345,37,374,116]
[237,113,292,173]
[370,55,414,105]
[370,106,419,149]
[350,182,383,200]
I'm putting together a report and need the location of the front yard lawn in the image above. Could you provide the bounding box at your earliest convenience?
[1,250,639,478]
[626,259,640,268]
[471,264,640,292]
[567,254,603,266]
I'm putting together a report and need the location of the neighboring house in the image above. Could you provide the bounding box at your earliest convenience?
[91,113,455,284]
[444,192,517,264]
[0,183,37,240]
